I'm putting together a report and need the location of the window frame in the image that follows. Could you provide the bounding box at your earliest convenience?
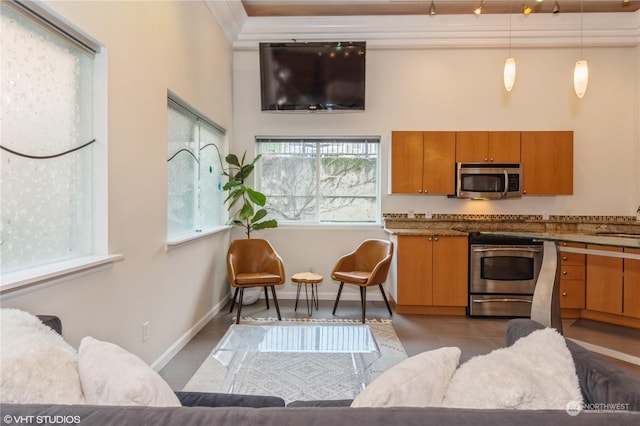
[255,136,382,226]
[166,92,229,247]
[0,0,112,295]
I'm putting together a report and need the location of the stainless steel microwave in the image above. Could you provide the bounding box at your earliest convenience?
[456,162,522,199]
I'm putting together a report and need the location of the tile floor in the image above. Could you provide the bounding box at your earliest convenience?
[159,298,640,390]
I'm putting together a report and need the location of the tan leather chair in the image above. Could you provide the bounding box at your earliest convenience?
[331,239,394,323]
[227,239,285,324]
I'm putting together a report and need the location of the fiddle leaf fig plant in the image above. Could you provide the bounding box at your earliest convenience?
[222,151,278,238]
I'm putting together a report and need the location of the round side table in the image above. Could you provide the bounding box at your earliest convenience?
[292,272,323,316]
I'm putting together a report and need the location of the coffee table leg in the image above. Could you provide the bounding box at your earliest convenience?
[350,352,368,391]
[220,351,252,393]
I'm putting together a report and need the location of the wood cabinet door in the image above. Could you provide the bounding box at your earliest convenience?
[586,245,623,314]
[432,236,468,306]
[488,131,521,163]
[396,236,433,306]
[521,131,573,195]
[623,248,640,318]
[423,131,456,195]
[391,131,424,194]
[560,280,586,309]
[455,131,488,163]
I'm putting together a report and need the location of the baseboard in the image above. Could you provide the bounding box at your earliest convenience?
[150,294,230,371]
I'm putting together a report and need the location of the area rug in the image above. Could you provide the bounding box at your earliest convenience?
[183,318,408,404]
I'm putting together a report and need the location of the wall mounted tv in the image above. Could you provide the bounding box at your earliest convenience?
[259,41,366,112]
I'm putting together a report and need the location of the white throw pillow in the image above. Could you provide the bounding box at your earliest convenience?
[351,347,461,407]
[442,328,582,410]
[78,336,181,407]
[0,308,85,404]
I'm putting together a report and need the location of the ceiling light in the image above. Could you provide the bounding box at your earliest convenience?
[504,1,516,92]
[429,0,436,16]
[474,1,486,15]
[522,2,532,15]
[552,1,560,14]
[574,0,588,98]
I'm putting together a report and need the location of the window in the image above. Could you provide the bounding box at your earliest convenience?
[0,1,102,275]
[167,94,226,240]
[256,137,380,223]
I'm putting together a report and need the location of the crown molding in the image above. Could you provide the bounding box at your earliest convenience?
[206,1,640,50]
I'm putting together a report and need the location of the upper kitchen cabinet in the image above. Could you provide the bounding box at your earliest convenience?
[521,131,574,195]
[391,131,456,195]
[456,131,521,164]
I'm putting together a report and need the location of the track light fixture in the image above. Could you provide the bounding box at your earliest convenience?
[474,1,486,15]
[522,2,532,15]
[429,0,436,16]
[552,1,560,14]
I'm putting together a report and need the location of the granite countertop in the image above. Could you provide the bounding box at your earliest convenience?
[383,214,640,243]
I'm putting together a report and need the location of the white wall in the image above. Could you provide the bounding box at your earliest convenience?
[232,42,640,300]
[1,0,233,367]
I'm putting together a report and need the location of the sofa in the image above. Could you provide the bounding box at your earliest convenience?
[1,313,639,426]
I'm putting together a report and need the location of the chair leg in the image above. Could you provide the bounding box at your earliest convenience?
[332,282,344,315]
[270,286,281,320]
[360,286,367,324]
[229,288,239,313]
[264,287,270,310]
[379,284,393,316]
[235,288,244,324]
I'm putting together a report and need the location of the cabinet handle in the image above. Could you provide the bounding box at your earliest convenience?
[484,157,489,162]
[434,237,439,241]
[489,158,494,162]
[562,271,567,275]
[562,256,568,260]
[428,237,433,241]
[562,292,567,296]
[523,190,527,194]
[424,189,428,194]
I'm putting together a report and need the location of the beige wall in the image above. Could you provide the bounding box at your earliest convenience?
[234,45,639,217]
[2,0,233,368]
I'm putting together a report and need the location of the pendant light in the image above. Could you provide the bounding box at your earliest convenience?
[429,0,436,16]
[504,2,516,92]
[573,0,588,98]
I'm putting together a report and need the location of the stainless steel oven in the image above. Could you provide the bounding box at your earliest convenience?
[469,234,543,317]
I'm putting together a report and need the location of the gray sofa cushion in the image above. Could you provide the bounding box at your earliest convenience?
[175,391,285,407]
[505,319,640,412]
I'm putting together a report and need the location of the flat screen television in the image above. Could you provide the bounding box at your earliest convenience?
[259,41,366,112]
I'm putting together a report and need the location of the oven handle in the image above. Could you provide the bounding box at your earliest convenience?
[472,298,533,304]
[502,169,508,197]
[472,247,543,253]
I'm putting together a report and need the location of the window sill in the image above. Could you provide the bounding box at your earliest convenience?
[166,226,232,250]
[0,254,124,299]
[276,222,383,231]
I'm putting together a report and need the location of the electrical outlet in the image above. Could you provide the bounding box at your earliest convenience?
[407,210,415,219]
[542,212,549,220]
[142,322,150,342]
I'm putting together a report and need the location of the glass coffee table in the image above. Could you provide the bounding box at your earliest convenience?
[212,323,381,394]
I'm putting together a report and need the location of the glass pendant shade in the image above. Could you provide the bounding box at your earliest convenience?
[504,57,516,92]
[573,59,589,98]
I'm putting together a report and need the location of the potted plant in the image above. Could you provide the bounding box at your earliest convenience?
[222,151,278,238]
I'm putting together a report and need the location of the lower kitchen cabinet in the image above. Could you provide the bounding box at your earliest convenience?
[558,242,586,317]
[623,248,640,319]
[392,235,468,315]
[586,245,623,315]
[584,245,640,326]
